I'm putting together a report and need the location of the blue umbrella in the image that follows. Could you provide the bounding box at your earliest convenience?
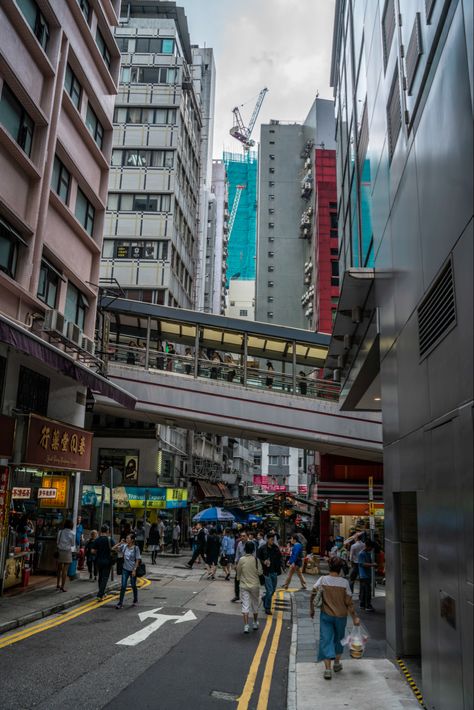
[248,514,262,523]
[192,507,235,523]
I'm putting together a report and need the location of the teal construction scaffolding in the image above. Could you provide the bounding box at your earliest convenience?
[223,151,258,285]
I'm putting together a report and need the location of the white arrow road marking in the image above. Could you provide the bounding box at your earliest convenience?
[116,608,197,647]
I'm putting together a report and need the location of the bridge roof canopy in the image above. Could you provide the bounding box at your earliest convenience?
[100,297,330,367]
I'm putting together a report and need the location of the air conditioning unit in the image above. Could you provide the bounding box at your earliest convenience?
[81,335,95,355]
[66,321,82,345]
[42,309,65,336]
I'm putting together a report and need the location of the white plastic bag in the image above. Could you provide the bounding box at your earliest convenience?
[341,622,369,658]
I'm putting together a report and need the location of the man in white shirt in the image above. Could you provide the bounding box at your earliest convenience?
[158,519,165,552]
[172,523,180,554]
[346,533,365,592]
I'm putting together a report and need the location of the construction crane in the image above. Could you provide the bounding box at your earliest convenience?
[228,184,246,238]
[230,88,268,150]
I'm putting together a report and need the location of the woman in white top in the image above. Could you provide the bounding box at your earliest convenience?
[56,519,75,592]
[310,556,360,680]
[113,533,141,609]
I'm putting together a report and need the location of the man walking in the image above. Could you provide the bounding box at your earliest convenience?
[346,532,365,592]
[258,532,282,615]
[282,534,307,589]
[358,538,376,611]
[158,517,165,553]
[91,524,115,601]
[185,523,206,568]
[172,522,180,554]
[231,531,248,602]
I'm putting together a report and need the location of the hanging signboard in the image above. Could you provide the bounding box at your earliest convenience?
[24,414,93,471]
[0,467,11,540]
[11,487,31,499]
[39,476,68,508]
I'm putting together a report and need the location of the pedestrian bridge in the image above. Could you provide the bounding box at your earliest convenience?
[95,297,382,460]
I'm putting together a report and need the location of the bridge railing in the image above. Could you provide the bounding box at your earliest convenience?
[107,342,340,402]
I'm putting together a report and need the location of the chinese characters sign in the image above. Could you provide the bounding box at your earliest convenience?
[0,467,10,540]
[25,415,93,471]
[11,487,32,499]
[253,475,287,493]
[39,476,68,508]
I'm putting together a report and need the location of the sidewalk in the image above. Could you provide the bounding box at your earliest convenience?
[289,579,422,710]
[0,568,120,635]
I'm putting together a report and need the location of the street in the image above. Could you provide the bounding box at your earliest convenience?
[0,561,291,710]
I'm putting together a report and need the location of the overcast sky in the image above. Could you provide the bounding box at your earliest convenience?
[178,0,336,158]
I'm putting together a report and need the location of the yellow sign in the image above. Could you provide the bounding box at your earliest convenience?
[166,488,188,502]
[129,499,166,509]
[40,475,68,508]
[368,502,376,516]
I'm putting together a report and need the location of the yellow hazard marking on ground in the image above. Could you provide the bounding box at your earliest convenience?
[0,577,151,650]
[397,658,425,706]
[256,590,284,710]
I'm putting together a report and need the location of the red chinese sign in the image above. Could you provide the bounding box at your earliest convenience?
[253,475,287,493]
[25,415,93,471]
[298,485,308,494]
[0,467,10,540]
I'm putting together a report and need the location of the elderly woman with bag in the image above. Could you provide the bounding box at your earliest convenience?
[236,541,264,634]
[310,556,360,680]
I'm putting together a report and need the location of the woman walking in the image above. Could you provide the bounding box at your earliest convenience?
[56,519,75,592]
[205,527,221,579]
[148,522,160,564]
[310,556,360,679]
[114,533,141,609]
[236,541,263,633]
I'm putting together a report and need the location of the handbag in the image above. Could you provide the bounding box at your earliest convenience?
[220,554,228,567]
[136,562,146,577]
[314,587,324,609]
[256,558,265,586]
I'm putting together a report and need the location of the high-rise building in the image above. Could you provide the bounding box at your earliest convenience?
[0,0,122,591]
[255,98,336,330]
[223,151,258,285]
[328,1,473,707]
[101,1,215,311]
[203,159,228,315]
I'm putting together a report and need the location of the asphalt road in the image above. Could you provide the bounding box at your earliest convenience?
[0,573,291,710]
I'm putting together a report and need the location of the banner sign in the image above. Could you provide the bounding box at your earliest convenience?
[25,414,93,471]
[0,467,10,540]
[12,487,31,499]
[81,485,188,509]
[39,476,68,508]
[38,487,58,500]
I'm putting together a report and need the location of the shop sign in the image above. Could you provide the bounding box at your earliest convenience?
[40,476,68,508]
[0,414,15,458]
[298,485,308,494]
[0,467,10,540]
[12,487,31,499]
[38,487,57,500]
[166,488,188,509]
[25,414,93,471]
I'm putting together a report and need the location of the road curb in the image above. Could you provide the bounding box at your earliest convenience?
[0,582,120,636]
[287,593,297,710]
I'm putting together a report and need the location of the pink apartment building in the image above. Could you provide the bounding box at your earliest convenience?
[0,0,134,591]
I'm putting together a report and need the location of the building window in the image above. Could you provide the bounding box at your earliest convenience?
[110,240,168,260]
[269,194,275,200]
[268,251,274,257]
[0,217,21,278]
[387,65,402,161]
[330,212,338,229]
[17,0,50,52]
[115,37,130,52]
[121,66,178,84]
[0,83,34,157]
[268,208,275,214]
[239,309,248,317]
[65,282,88,329]
[96,28,111,69]
[268,237,274,243]
[64,64,82,109]
[267,296,274,303]
[37,259,59,308]
[269,455,279,465]
[268,266,274,272]
[382,0,396,68]
[267,281,274,287]
[135,37,175,54]
[107,193,171,212]
[331,260,339,286]
[51,156,70,203]
[267,312,273,318]
[75,188,95,236]
[76,0,91,24]
[16,365,49,416]
[85,104,104,149]
[269,167,275,174]
[329,201,337,209]
[123,288,164,304]
[269,154,275,160]
[114,107,177,125]
[280,455,289,465]
[269,141,275,144]
[112,148,175,168]
[330,247,338,255]
[330,229,338,240]
[268,222,274,228]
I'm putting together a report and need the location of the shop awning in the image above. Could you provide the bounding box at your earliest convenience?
[194,480,224,500]
[216,482,233,500]
[0,314,136,410]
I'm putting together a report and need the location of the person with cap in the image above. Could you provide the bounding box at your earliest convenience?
[257,532,282,614]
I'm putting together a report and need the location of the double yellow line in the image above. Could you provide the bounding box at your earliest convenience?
[0,577,151,650]
[237,589,287,710]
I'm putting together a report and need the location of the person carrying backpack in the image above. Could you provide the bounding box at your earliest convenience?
[113,533,141,608]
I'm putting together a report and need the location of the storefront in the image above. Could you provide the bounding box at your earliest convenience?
[81,485,188,534]
[2,414,93,591]
[328,502,385,540]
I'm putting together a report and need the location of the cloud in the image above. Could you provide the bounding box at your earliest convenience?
[179,0,336,156]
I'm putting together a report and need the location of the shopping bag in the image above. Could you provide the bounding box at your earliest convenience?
[341,622,369,658]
